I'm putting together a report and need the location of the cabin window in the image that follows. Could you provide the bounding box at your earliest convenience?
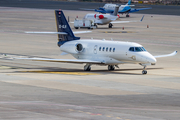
[113,48,115,52]
[106,47,108,52]
[99,47,101,51]
[109,48,112,52]
[103,47,105,51]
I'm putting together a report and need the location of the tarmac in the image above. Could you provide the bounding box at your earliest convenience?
[0,6,180,120]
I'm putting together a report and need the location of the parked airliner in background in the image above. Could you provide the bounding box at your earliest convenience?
[3,10,177,74]
[74,5,144,28]
[81,0,151,17]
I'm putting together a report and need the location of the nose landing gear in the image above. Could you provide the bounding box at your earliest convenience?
[142,66,147,74]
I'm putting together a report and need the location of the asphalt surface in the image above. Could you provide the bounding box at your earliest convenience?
[0,0,180,15]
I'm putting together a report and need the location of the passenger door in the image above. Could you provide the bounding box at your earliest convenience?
[94,45,97,54]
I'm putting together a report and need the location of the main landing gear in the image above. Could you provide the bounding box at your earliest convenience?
[142,66,147,75]
[109,23,113,28]
[126,14,130,17]
[84,64,91,71]
[108,65,115,71]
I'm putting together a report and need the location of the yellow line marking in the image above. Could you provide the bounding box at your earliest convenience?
[106,115,112,117]
[68,109,74,111]
[0,66,14,69]
[97,114,102,116]
[21,71,99,75]
[116,117,122,119]
[78,110,83,112]
[86,112,91,114]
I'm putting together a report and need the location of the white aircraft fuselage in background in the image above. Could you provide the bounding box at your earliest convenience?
[83,13,119,25]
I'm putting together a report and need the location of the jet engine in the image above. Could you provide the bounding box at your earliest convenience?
[94,14,104,19]
[75,43,83,53]
[98,15,104,19]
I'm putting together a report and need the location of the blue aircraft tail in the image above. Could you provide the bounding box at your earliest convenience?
[54,10,80,46]
[126,0,131,5]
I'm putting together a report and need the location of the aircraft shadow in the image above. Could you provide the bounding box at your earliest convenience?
[15,67,163,75]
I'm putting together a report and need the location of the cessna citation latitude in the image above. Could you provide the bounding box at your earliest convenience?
[8,10,177,74]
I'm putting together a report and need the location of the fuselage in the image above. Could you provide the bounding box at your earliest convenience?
[103,4,131,13]
[60,39,156,65]
[83,14,119,25]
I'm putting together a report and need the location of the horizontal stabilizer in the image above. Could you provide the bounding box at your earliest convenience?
[25,31,91,35]
[25,31,67,34]
[154,51,177,58]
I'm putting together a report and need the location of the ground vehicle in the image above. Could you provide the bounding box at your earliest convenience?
[74,19,97,29]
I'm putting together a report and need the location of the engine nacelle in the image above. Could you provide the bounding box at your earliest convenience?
[60,42,84,54]
[98,15,104,19]
[75,43,83,53]
[94,14,104,19]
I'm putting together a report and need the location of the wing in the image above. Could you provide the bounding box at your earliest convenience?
[12,57,104,64]
[154,51,177,58]
[25,31,91,35]
[129,8,152,13]
[111,15,144,24]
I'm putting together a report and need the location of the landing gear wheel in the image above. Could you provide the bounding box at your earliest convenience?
[109,23,113,28]
[142,70,147,74]
[126,14,129,17]
[84,64,91,71]
[108,65,115,71]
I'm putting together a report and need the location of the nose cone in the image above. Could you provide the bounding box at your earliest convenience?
[139,52,157,64]
[145,52,156,64]
[149,56,157,64]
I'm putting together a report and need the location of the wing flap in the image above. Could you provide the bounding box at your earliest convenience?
[13,57,103,64]
[111,15,144,24]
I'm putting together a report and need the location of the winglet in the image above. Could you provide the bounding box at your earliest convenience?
[140,15,145,22]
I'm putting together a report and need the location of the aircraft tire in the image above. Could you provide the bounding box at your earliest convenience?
[142,70,147,74]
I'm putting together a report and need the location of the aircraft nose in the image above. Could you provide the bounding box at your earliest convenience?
[148,56,156,64]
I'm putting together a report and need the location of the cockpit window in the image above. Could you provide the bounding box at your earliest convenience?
[135,47,142,52]
[129,47,134,51]
[129,47,147,52]
[141,47,146,51]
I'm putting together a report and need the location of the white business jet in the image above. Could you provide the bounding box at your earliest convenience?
[6,10,177,74]
[77,5,144,28]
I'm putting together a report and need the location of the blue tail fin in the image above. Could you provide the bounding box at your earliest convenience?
[126,0,131,5]
[54,10,80,46]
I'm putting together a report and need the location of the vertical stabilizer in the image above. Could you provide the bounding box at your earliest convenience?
[113,5,119,16]
[126,0,131,5]
[54,10,80,46]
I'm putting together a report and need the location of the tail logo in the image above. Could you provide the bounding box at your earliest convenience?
[59,25,67,29]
